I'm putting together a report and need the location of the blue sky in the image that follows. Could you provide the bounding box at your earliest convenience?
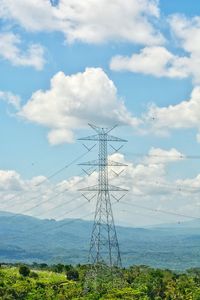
[0,0,200,226]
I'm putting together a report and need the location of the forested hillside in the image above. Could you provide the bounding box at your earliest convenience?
[1,212,200,270]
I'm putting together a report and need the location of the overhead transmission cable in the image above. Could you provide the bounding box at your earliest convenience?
[5,145,124,220]
[49,199,120,232]
[120,200,200,220]
[6,204,95,238]
[18,167,123,234]
[9,142,200,231]
[5,169,94,222]
[3,149,97,222]
[34,149,96,187]
[3,148,95,211]
[16,174,119,231]
[121,151,200,160]
[27,198,91,233]
[3,147,95,207]
[120,208,170,223]
[33,198,120,235]
[128,180,200,194]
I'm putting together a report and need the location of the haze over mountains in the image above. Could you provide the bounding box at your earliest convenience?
[0,211,200,270]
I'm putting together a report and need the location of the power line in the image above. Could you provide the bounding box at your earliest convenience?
[120,200,200,220]
[123,152,200,160]
[14,167,122,226]
[17,189,77,217]
[7,204,95,239]
[51,201,90,225]
[120,208,171,223]
[4,146,135,214]
[5,154,122,223]
[19,169,199,222]
[43,198,121,233]
[4,188,94,234]
[1,149,95,213]
[33,193,87,219]
[31,198,120,238]
[2,149,94,207]
[13,171,122,231]
[2,156,97,225]
[25,199,90,234]
[5,147,199,220]
[4,171,92,222]
[35,150,95,186]
[130,179,200,194]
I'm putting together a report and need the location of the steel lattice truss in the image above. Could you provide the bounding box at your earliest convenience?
[78,124,128,269]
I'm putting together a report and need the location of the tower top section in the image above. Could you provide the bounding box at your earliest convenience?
[78,123,127,142]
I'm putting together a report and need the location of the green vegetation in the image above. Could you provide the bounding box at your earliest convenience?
[1,263,200,299]
[19,265,31,277]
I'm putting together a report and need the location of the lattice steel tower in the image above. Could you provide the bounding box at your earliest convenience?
[78,124,128,269]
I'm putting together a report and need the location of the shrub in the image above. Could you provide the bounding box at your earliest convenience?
[29,271,39,279]
[66,269,79,281]
[19,265,30,277]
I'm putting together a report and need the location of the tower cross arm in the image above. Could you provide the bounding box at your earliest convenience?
[108,160,128,167]
[78,134,99,141]
[106,134,127,142]
[78,184,128,192]
[78,134,127,142]
[78,160,128,166]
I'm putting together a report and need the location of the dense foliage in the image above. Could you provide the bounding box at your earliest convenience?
[1,263,200,299]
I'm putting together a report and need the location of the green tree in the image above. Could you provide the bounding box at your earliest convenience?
[52,264,65,273]
[19,265,30,277]
[66,269,79,281]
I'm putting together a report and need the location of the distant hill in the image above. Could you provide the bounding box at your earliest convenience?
[1,211,200,270]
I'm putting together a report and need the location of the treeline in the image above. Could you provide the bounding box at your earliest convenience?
[1,263,200,299]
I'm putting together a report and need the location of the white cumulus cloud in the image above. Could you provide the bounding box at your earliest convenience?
[0,0,164,45]
[0,91,21,109]
[169,14,200,55]
[143,147,185,165]
[169,14,200,84]
[0,170,23,191]
[110,46,190,79]
[0,32,45,70]
[110,15,200,83]
[142,86,200,141]
[0,147,194,226]
[19,67,139,145]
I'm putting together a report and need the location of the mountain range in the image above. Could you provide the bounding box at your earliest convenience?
[0,211,200,270]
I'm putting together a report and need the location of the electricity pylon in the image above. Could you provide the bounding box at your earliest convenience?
[78,124,128,287]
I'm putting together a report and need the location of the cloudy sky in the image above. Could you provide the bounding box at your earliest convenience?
[1,0,200,226]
